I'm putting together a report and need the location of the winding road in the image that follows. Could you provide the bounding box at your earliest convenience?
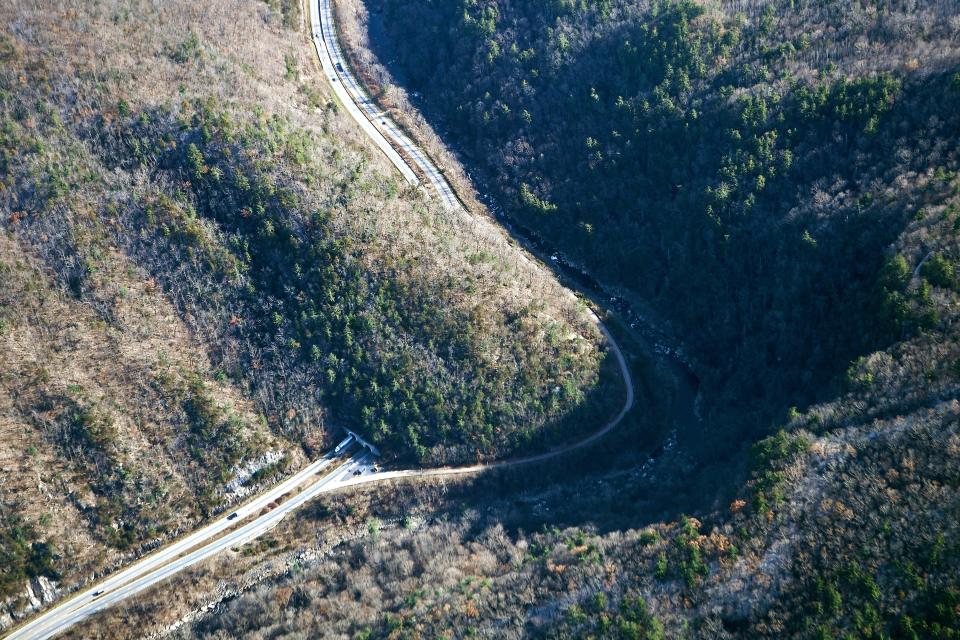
[1,3,635,638]
[308,0,634,480]
[312,0,460,209]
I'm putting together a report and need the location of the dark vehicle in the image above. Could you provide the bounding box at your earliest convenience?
[227,512,239,520]
[335,63,344,73]
[353,469,362,475]
[92,590,105,598]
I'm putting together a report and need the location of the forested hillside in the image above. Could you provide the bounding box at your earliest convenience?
[370,0,960,443]
[0,0,612,624]
[164,381,960,639]
[5,0,960,637]
[119,0,960,638]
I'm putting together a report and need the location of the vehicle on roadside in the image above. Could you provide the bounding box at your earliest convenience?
[92,591,105,598]
[227,512,239,520]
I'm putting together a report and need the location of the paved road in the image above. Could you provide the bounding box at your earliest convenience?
[311,0,460,209]
[3,452,375,640]
[2,5,637,638]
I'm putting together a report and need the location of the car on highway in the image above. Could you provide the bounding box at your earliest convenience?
[335,63,344,73]
[227,512,239,520]
[92,591,105,598]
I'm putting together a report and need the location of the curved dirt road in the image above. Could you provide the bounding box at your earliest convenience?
[337,318,633,488]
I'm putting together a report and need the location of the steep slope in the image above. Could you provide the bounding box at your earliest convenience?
[85,1,960,638]
[150,293,960,638]
[0,0,615,626]
[0,229,285,609]
[7,1,960,638]
[359,0,960,446]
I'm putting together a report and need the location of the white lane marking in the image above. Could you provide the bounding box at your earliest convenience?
[5,453,361,640]
[315,0,459,209]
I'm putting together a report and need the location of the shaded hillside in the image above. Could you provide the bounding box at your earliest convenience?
[0,0,613,622]
[366,0,960,444]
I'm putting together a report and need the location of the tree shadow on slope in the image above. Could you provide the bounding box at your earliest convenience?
[71,99,614,468]
[363,68,960,539]
[363,0,960,499]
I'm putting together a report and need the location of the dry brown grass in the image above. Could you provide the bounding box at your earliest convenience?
[0,230,283,596]
[0,0,611,623]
